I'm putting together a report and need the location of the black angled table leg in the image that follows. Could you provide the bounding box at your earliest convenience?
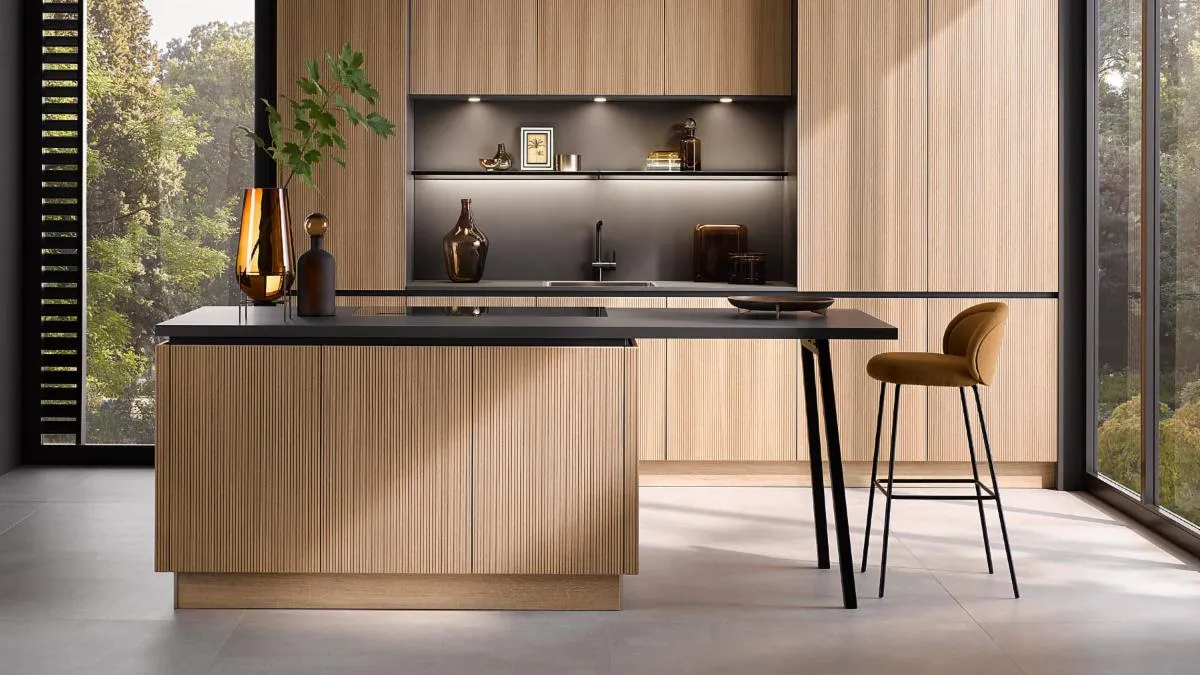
[800,343,830,569]
[815,339,858,609]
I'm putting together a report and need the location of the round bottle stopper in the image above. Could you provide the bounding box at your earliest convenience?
[305,212,329,237]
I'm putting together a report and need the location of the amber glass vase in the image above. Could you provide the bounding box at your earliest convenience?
[443,198,489,283]
[236,188,296,304]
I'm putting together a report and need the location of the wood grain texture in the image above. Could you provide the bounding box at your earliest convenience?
[665,297,797,461]
[538,0,665,95]
[623,345,640,574]
[320,347,472,573]
[928,0,1058,292]
[796,0,927,291]
[156,345,322,573]
[665,0,793,96]
[804,298,927,462]
[536,296,667,461]
[336,295,406,310]
[472,347,632,574]
[176,574,622,610]
[410,0,539,94]
[927,299,1058,462]
[404,295,538,307]
[277,0,406,290]
[638,460,1056,488]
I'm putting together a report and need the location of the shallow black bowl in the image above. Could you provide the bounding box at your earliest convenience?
[727,295,835,317]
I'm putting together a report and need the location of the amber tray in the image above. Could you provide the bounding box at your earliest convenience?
[728,295,835,318]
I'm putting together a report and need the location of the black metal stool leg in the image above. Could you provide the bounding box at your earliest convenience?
[862,382,887,573]
[878,384,901,598]
[974,386,1020,598]
[959,387,994,574]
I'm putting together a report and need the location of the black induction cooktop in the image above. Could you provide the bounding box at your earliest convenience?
[403,306,607,318]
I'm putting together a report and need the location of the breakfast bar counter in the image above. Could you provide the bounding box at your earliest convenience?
[155,305,896,610]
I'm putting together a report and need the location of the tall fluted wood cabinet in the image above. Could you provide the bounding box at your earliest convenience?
[276,0,407,291]
[797,0,1058,466]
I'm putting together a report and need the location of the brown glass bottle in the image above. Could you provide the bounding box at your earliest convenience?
[680,117,701,171]
[296,213,336,316]
[443,199,489,283]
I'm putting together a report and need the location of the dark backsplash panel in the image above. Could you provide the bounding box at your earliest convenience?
[411,100,794,282]
[413,180,787,282]
[413,100,789,172]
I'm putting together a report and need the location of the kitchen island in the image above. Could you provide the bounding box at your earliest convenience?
[155,305,896,610]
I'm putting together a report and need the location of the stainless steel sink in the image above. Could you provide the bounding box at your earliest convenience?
[544,280,657,287]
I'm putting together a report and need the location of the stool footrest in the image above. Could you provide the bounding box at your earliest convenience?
[872,477,997,501]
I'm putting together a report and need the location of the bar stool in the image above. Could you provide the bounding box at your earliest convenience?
[860,302,1019,599]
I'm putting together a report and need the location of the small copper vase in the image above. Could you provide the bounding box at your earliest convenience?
[236,188,296,304]
[442,199,489,283]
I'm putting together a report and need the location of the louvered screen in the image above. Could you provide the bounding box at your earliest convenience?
[35,0,85,444]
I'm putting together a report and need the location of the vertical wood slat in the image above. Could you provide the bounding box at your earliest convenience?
[796,0,927,292]
[801,298,928,462]
[156,345,321,573]
[927,0,1058,292]
[277,0,407,291]
[405,296,538,308]
[320,346,472,573]
[623,346,640,574]
[472,347,628,574]
[538,0,666,95]
[664,0,793,96]
[927,299,1058,462]
[536,296,668,461]
[664,297,798,461]
[410,0,539,94]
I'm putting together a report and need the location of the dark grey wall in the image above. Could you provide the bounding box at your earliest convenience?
[412,100,794,282]
[0,0,22,474]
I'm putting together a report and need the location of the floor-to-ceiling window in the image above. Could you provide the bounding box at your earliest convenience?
[83,0,254,444]
[1093,0,1200,536]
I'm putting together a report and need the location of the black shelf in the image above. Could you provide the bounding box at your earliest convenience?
[411,170,788,181]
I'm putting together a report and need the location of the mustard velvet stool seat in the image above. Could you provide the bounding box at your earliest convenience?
[861,302,1019,599]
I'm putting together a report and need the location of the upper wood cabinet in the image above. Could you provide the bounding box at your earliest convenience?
[927,0,1058,292]
[538,0,666,95]
[410,0,539,95]
[796,0,927,292]
[665,0,793,96]
[277,0,407,290]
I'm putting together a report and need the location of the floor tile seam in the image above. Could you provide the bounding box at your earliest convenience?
[0,504,46,537]
[973,621,1033,675]
[198,610,248,673]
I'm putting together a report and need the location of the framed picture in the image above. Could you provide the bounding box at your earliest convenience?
[520,127,554,171]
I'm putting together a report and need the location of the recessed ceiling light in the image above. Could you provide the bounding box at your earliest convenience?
[719,97,734,104]
[467,97,481,103]
[593,97,608,103]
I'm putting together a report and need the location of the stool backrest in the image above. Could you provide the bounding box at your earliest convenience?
[942,302,1008,386]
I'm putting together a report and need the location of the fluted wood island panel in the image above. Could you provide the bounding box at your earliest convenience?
[157,344,637,609]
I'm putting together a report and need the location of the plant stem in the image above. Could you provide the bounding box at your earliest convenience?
[281,83,340,190]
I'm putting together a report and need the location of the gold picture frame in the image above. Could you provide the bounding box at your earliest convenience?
[520,127,554,171]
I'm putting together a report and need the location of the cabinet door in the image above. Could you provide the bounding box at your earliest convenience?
[156,345,323,573]
[538,0,665,95]
[796,0,927,292]
[665,0,793,96]
[927,299,1058,463]
[472,347,632,574]
[800,299,928,462]
[411,0,538,94]
[928,0,1058,292]
[665,297,798,460]
[538,296,668,460]
[320,347,473,573]
[277,0,407,290]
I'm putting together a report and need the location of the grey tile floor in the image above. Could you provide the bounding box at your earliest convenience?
[1,467,1198,674]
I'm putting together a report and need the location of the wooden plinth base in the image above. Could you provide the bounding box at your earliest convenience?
[175,573,622,610]
[638,461,1056,488]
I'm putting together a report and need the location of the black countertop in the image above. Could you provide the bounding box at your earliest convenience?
[402,280,800,297]
[157,305,898,345]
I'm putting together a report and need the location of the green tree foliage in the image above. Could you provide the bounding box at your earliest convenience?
[86,0,253,442]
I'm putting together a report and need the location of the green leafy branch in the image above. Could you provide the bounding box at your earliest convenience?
[239,42,395,191]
